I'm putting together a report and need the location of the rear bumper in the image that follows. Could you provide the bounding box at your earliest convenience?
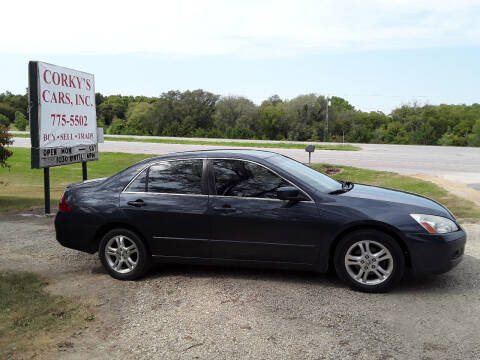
[406,229,466,275]
[55,212,97,253]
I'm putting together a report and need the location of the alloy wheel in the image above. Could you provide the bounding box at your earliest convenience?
[105,235,139,274]
[344,240,394,285]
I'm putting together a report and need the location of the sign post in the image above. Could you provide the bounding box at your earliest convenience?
[43,168,50,214]
[82,161,88,181]
[305,145,315,164]
[28,61,98,214]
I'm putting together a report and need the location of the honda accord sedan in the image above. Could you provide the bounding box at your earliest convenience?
[55,150,466,292]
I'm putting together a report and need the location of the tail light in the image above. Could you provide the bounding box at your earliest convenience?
[59,193,71,212]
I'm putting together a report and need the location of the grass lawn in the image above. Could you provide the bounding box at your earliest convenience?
[8,125,29,132]
[0,148,151,211]
[102,136,360,151]
[10,132,29,137]
[0,271,93,359]
[311,164,480,221]
[1,148,478,221]
[11,133,360,151]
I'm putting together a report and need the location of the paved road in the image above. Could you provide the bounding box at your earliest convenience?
[12,137,480,182]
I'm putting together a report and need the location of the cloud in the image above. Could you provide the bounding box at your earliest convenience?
[2,0,480,56]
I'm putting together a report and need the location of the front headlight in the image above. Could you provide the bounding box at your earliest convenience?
[410,214,458,234]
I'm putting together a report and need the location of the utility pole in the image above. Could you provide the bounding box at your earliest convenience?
[325,96,331,142]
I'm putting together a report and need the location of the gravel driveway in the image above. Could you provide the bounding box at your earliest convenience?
[1,210,479,360]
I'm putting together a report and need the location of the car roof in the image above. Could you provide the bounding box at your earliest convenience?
[143,149,281,163]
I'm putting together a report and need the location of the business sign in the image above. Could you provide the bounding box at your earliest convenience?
[29,61,98,168]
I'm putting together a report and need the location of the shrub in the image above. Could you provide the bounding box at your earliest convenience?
[14,111,28,131]
[0,124,13,167]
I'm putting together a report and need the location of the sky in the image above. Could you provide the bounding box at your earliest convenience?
[1,0,479,113]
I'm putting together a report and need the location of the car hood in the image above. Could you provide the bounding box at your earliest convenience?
[339,184,453,218]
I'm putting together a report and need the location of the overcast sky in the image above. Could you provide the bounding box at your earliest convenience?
[1,0,479,113]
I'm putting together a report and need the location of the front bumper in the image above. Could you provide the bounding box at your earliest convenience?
[406,229,466,275]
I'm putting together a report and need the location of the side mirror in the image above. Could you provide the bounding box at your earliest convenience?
[276,186,307,202]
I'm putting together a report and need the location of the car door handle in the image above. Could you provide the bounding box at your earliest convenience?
[127,199,146,207]
[212,206,236,213]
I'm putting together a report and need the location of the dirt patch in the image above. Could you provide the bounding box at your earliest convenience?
[412,174,480,207]
[323,167,344,176]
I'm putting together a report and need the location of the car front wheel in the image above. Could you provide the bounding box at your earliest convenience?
[334,229,405,293]
[99,229,151,280]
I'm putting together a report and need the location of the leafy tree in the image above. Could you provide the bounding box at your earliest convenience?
[437,129,465,146]
[0,90,479,147]
[330,96,355,113]
[260,104,287,140]
[107,117,127,134]
[264,95,283,106]
[226,126,256,139]
[0,92,27,121]
[162,121,183,137]
[285,94,324,141]
[97,95,130,125]
[0,114,9,128]
[377,121,410,144]
[214,96,257,134]
[467,119,480,147]
[14,111,28,131]
[0,124,13,167]
[178,90,219,132]
[125,102,155,135]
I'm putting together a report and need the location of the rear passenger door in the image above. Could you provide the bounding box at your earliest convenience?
[208,159,321,264]
[120,159,210,258]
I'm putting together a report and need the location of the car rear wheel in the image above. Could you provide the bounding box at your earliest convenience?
[334,229,405,293]
[99,229,151,280]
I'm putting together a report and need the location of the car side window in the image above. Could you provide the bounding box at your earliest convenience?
[147,160,203,195]
[212,159,290,199]
[126,168,148,192]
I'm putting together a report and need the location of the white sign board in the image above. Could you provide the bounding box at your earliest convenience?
[30,61,98,168]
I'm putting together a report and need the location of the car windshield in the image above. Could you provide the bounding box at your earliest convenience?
[268,155,342,193]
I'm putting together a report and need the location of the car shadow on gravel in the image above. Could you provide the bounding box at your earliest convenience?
[134,254,480,295]
[81,253,478,294]
[145,263,344,289]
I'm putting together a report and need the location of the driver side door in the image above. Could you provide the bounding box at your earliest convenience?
[208,159,322,264]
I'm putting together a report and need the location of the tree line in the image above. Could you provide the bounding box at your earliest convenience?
[1,90,479,147]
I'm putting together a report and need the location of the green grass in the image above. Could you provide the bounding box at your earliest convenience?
[0,271,91,358]
[11,132,29,137]
[1,148,478,221]
[0,148,151,211]
[102,136,360,151]
[11,133,360,151]
[311,164,480,221]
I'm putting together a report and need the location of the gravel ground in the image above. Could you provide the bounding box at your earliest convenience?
[0,210,479,360]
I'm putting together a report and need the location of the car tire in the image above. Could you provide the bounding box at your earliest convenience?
[99,228,151,280]
[334,229,405,293]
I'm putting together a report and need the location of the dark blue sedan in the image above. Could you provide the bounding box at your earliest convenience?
[55,150,466,292]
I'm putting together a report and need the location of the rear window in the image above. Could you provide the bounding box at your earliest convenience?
[125,160,204,195]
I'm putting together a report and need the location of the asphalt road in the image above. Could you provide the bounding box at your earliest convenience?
[1,211,479,360]
[11,137,480,182]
